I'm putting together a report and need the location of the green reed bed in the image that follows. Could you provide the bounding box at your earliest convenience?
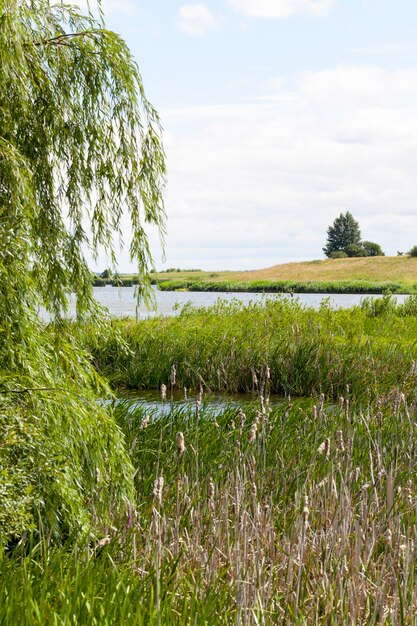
[3,394,417,624]
[158,278,415,294]
[85,295,417,402]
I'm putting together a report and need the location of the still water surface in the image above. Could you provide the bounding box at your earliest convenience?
[72,286,407,319]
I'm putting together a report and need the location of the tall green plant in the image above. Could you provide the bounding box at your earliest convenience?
[0,1,165,543]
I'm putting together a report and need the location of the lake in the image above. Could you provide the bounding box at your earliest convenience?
[65,286,409,318]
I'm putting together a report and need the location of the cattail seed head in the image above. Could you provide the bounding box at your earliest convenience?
[153,475,164,505]
[176,431,185,457]
[302,495,309,525]
[183,386,187,401]
[248,421,257,443]
[312,405,318,420]
[95,466,101,485]
[336,430,344,452]
[140,415,150,430]
[161,384,167,402]
[317,438,330,458]
[170,364,176,386]
[339,396,344,408]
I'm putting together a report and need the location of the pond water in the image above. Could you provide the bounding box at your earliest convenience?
[115,388,286,415]
[67,285,408,318]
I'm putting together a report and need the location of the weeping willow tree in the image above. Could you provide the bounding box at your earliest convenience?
[0,1,166,543]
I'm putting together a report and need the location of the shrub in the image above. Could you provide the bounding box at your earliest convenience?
[409,246,417,257]
[362,241,385,256]
[329,250,348,259]
[344,243,366,257]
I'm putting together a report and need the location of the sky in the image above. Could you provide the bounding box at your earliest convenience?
[79,0,417,271]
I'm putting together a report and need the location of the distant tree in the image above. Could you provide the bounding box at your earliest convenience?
[409,246,417,257]
[362,241,384,257]
[323,212,361,258]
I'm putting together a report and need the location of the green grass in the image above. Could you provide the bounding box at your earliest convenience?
[84,294,417,402]
[96,256,417,293]
[3,396,417,623]
[4,295,417,623]
[157,278,415,294]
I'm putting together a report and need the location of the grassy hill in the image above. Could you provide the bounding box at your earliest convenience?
[156,257,416,284]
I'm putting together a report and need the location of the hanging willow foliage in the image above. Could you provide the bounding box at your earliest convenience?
[0,1,166,543]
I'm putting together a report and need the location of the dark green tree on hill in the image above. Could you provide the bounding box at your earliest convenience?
[323,212,362,258]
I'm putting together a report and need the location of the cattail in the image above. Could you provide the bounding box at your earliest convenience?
[153,475,164,505]
[140,415,150,430]
[318,393,325,414]
[265,365,270,380]
[161,383,167,402]
[170,364,176,386]
[95,466,101,485]
[251,482,257,498]
[238,409,246,432]
[385,528,392,548]
[248,421,257,443]
[338,396,344,408]
[176,431,185,457]
[336,430,345,452]
[252,369,258,387]
[302,495,309,525]
[312,405,318,420]
[183,386,187,401]
[317,438,330,458]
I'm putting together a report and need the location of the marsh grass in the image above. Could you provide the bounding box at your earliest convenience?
[4,296,417,623]
[85,296,417,402]
[3,393,417,624]
[158,278,413,294]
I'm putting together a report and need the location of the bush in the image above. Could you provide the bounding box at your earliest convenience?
[329,250,348,259]
[344,243,366,257]
[362,241,385,257]
[409,246,417,257]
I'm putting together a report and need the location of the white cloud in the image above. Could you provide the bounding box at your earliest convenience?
[178,4,219,36]
[299,66,417,107]
[230,0,335,19]
[157,65,417,269]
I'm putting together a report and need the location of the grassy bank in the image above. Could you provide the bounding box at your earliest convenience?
[3,395,417,623]
[85,295,417,401]
[99,256,417,293]
[157,278,414,294]
[154,256,417,285]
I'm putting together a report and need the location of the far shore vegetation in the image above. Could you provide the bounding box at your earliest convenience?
[94,255,417,294]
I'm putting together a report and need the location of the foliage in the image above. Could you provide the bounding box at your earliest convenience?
[343,243,366,257]
[409,245,417,257]
[157,278,413,294]
[0,0,165,543]
[323,211,361,257]
[3,394,417,623]
[328,250,348,259]
[362,240,385,256]
[83,296,417,400]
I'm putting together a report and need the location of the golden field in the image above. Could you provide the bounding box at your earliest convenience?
[156,256,417,285]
